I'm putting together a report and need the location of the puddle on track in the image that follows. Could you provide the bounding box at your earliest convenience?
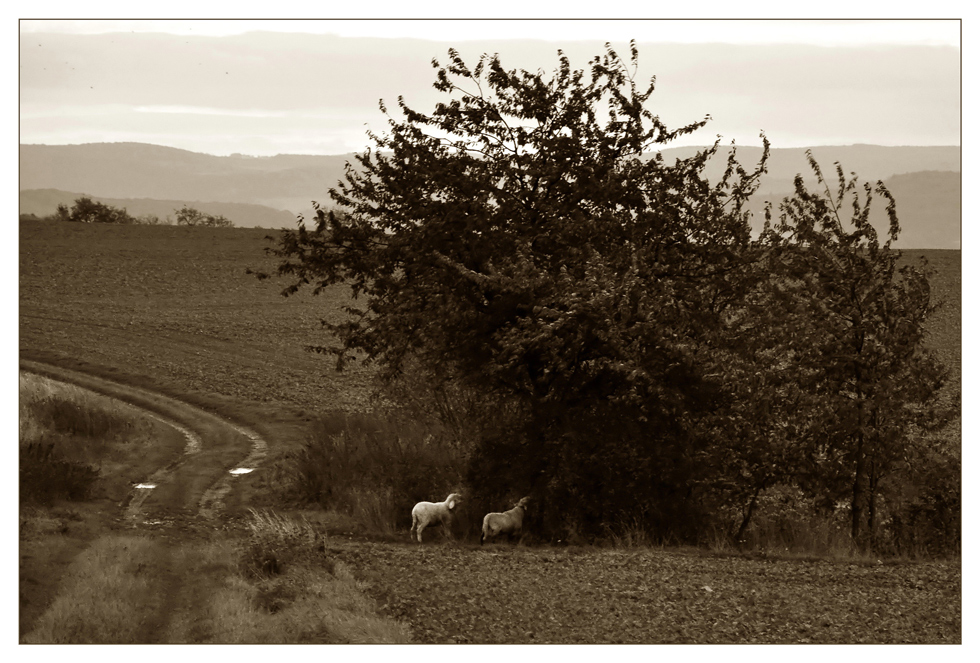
[21,367,267,525]
[197,422,268,520]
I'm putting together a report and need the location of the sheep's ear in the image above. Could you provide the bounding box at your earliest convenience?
[447,497,457,510]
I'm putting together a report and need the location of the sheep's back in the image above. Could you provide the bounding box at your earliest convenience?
[483,507,524,535]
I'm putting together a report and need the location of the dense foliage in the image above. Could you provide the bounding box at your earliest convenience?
[760,159,955,552]
[56,197,138,225]
[262,43,956,553]
[52,197,233,227]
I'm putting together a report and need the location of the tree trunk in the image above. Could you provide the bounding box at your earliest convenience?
[850,478,864,542]
[735,484,764,544]
[851,370,869,549]
[851,429,867,547]
[868,459,879,553]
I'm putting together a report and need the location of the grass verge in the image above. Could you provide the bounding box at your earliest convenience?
[22,512,411,644]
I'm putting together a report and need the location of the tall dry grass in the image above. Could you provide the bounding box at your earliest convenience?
[224,508,411,643]
[271,409,466,537]
[19,374,144,504]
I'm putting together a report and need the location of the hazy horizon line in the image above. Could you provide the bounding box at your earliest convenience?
[20,139,963,159]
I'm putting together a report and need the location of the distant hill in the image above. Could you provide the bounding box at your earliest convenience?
[19,142,960,245]
[19,143,354,215]
[653,144,960,195]
[745,170,960,250]
[19,189,297,229]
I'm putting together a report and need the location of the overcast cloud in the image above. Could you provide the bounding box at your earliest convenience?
[19,19,961,156]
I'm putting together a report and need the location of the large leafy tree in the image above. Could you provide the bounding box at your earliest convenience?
[262,43,955,549]
[264,43,771,539]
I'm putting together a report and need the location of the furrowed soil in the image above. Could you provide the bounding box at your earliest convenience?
[20,220,960,440]
[19,220,376,417]
[331,541,960,644]
[18,219,962,643]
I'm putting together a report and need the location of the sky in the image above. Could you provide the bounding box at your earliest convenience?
[18,17,961,157]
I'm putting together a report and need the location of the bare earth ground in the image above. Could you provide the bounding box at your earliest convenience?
[18,221,962,643]
[330,540,960,644]
[17,365,962,644]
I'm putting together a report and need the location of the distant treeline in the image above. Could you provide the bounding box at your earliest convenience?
[22,197,234,227]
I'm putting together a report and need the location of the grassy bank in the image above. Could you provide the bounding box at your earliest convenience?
[23,512,411,644]
[19,373,411,643]
[19,373,188,505]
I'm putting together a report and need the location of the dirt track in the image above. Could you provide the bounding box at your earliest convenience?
[20,359,268,526]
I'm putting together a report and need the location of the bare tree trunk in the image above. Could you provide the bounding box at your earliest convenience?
[851,371,869,550]
[735,484,764,544]
[851,430,867,547]
[868,459,879,553]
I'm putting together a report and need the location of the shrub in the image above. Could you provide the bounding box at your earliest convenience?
[721,484,863,558]
[273,410,465,536]
[876,447,960,558]
[26,395,132,441]
[134,213,170,225]
[240,509,330,579]
[20,440,100,505]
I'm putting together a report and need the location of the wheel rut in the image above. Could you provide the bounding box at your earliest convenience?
[20,359,268,525]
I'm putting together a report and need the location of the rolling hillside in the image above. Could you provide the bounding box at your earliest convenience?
[745,170,960,250]
[19,142,960,245]
[19,142,353,214]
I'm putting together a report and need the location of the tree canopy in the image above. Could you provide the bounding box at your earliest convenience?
[262,43,955,551]
[173,205,234,227]
[57,197,136,224]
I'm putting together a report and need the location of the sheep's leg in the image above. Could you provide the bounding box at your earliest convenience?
[416,523,426,543]
[410,514,418,542]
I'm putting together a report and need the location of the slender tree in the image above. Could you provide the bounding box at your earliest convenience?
[763,154,951,549]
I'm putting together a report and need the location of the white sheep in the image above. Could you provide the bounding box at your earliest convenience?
[481,496,530,545]
[410,493,462,543]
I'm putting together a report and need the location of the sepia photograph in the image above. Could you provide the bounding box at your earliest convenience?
[17,12,961,646]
